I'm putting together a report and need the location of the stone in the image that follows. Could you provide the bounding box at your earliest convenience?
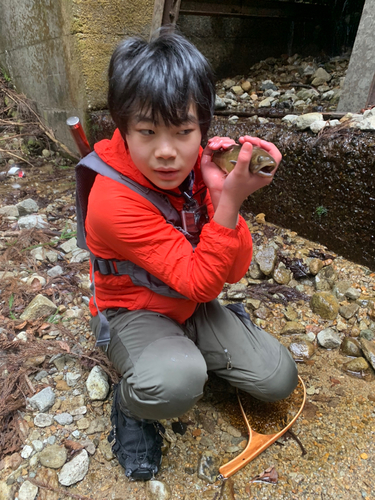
[343,357,370,373]
[309,258,324,275]
[86,418,106,435]
[32,440,44,452]
[34,413,54,428]
[222,79,236,89]
[70,248,90,263]
[18,214,49,229]
[359,338,375,370]
[261,79,278,91]
[47,265,64,278]
[227,283,247,299]
[0,205,19,217]
[0,453,22,472]
[258,96,275,108]
[273,262,292,285]
[340,337,362,357]
[339,303,359,319]
[232,85,244,96]
[255,246,277,275]
[16,198,39,215]
[360,329,375,341]
[66,372,81,387]
[214,95,226,110]
[98,439,114,461]
[29,387,56,412]
[311,67,332,86]
[248,261,263,279]
[241,80,251,92]
[21,445,34,459]
[281,321,305,335]
[228,115,239,125]
[197,451,220,483]
[60,237,78,254]
[54,413,74,425]
[58,450,90,486]
[332,281,352,301]
[310,292,339,320]
[295,113,323,130]
[310,120,327,133]
[18,480,38,500]
[345,287,361,300]
[20,294,57,321]
[317,328,341,349]
[26,274,46,286]
[147,480,171,500]
[289,340,316,360]
[39,444,68,469]
[86,366,109,401]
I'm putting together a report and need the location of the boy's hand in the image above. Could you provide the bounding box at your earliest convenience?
[239,135,282,167]
[201,136,237,209]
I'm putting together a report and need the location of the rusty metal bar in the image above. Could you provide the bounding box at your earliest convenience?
[179,0,328,19]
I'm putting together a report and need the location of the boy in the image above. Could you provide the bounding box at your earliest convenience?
[86,29,298,480]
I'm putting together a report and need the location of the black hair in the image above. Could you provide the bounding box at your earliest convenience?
[108,28,215,141]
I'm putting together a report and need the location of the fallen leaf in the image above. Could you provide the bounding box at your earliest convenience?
[249,466,278,484]
[38,323,51,331]
[14,321,27,330]
[63,439,84,453]
[57,341,70,353]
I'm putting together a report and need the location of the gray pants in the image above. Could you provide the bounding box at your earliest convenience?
[90,300,298,421]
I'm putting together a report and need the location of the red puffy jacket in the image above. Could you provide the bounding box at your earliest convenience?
[86,129,253,323]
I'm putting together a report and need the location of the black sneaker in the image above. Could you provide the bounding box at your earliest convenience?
[108,384,165,481]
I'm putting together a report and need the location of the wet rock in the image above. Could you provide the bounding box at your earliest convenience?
[20,294,57,321]
[147,480,171,500]
[39,444,68,469]
[34,413,54,428]
[332,281,352,301]
[343,357,370,374]
[345,287,361,300]
[359,338,375,370]
[16,198,39,215]
[18,214,49,229]
[289,340,316,360]
[220,477,236,500]
[58,449,90,486]
[282,321,305,335]
[248,261,264,279]
[28,386,55,412]
[197,451,220,483]
[254,306,269,320]
[340,337,362,357]
[360,329,375,341]
[227,283,247,299]
[18,480,38,500]
[273,262,292,284]
[310,292,339,320]
[317,328,341,349]
[309,258,324,275]
[255,246,277,275]
[339,303,359,319]
[284,305,298,321]
[86,365,109,401]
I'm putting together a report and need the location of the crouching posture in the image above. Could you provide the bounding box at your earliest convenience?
[83,29,298,480]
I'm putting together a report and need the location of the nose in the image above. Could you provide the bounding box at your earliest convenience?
[155,139,177,160]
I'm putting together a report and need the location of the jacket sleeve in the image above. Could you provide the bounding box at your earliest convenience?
[86,177,253,303]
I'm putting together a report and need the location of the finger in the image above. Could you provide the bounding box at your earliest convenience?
[234,142,253,172]
[239,136,282,164]
[207,137,237,151]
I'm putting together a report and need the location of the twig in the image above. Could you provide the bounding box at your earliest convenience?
[285,429,307,456]
[28,478,94,500]
[0,147,34,167]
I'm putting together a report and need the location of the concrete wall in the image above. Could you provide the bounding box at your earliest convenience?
[337,0,375,112]
[0,0,154,153]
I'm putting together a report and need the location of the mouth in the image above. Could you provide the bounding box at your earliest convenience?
[154,169,179,179]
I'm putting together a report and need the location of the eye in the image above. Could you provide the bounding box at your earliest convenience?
[178,129,194,136]
[139,129,155,136]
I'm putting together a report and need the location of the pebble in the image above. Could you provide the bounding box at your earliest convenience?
[317,328,341,349]
[38,444,67,469]
[86,365,109,400]
[34,413,54,428]
[54,412,73,425]
[28,387,55,412]
[58,450,90,486]
[20,445,34,459]
[147,480,171,500]
[197,451,220,484]
[310,292,339,320]
[18,480,38,500]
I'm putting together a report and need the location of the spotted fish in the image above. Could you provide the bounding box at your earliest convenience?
[212,144,276,177]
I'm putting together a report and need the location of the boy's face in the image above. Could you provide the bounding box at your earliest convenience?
[125,105,202,190]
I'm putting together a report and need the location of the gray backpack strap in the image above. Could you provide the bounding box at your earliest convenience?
[75,152,189,348]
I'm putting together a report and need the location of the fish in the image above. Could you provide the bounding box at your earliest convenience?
[212,144,276,177]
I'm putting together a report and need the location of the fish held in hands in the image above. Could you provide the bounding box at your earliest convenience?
[212,144,276,177]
